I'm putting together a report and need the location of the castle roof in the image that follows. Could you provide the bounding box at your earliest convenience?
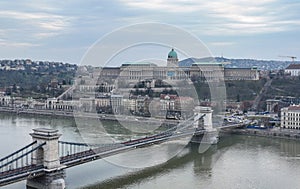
[168,49,178,59]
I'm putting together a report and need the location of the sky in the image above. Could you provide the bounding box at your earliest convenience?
[0,0,300,64]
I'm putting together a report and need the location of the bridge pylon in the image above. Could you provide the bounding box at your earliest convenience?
[192,106,219,145]
[27,128,66,189]
[193,106,213,130]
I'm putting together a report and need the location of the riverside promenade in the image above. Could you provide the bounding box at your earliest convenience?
[226,127,300,141]
[0,106,74,117]
[0,106,180,125]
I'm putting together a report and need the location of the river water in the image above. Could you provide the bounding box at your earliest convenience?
[1,113,300,189]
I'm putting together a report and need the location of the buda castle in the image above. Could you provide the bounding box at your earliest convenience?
[99,48,259,85]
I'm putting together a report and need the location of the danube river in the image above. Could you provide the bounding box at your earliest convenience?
[1,113,300,189]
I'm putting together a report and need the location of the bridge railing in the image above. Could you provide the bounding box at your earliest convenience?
[0,142,45,173]
[59,141,89,157]
[58,141,122,157]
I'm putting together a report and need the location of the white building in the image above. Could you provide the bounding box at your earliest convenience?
[45,98,77,111]
[0,93,12,106]
[285,64,300,76]
[110,94,123,114]
[281,105,300,129]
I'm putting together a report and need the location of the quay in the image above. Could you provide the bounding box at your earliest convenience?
[0,106,180,125]
[225,127,300,141]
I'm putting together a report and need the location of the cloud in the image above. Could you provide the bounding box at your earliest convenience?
[119,0,300,36]
[0,1,300,62]
[209,41,236,47]
[119,0,202,13]
[0,9,73,50]
[0,10,73,50]
[0,10,71,32]
[0,38,40,47]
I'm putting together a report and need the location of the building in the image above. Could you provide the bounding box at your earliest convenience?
[95,95,111,113]
[79,97,95,112]
[101,48,259,84]
[167,48,179,66]
[189,62,224,82]
[160,94,177,111]
[0,92,12,106]
[285,64,300,76]
[224,67,259,80]
[123,98,136,113]
[45,98,76,111]
[110,94,123,114]
[281,105,300,129]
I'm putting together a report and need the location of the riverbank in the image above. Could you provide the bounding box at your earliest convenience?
[223,127,300,141]
[0,107,180,126]
[0,106,74,118]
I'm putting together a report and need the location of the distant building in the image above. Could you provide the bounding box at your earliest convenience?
[160,94,177,111]
[95,96,110,107]
[0,93,12,106]
[281,105,300,129]
[110,94,123,114]
[45,98,76,111]
[123,98,136,113]
[189,62,225,82]
[285,64,300,76]
[100,67,121,79]
[101,48,259,84]
[224,67,259,80]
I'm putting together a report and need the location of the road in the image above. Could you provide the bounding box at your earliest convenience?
[252,78,273,111]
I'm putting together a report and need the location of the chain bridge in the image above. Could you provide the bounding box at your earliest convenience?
[0,107,245,188]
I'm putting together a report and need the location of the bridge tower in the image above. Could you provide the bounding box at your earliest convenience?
[193,106,213,130]
[192,106,219,145]
[27,128,65,189]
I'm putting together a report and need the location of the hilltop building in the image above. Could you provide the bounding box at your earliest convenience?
[101,48,259,85]
[285,64,300,76]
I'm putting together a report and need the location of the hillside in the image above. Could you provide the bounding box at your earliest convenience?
[0,59,77,98]
[179,57,296,70]
[193,79,266,102]
[267,77,300,98]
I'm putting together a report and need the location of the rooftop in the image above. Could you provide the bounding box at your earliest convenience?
[286,64,300,70]
[287,105,300,111]
[121,62,158,67]
[168,48,178,59]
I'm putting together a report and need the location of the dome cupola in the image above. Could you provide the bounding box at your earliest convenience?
[168,48,178,59]
[167,48,179,67]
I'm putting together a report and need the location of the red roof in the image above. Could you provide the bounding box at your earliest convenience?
[286,64,300,70]
[160,94,177,100]
[288,105,300,111]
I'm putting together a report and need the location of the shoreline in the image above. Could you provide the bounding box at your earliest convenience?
[222,128,300,141]
[0,107,180,125]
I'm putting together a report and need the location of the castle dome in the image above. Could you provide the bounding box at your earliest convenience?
[168,48,178,59]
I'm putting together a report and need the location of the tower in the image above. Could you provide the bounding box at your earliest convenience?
[167,48,179,67]
[27,128,66,189]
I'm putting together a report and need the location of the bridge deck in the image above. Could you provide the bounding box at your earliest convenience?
[0,165,44,186]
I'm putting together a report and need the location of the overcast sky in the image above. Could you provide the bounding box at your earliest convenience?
[0,0,300,64]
